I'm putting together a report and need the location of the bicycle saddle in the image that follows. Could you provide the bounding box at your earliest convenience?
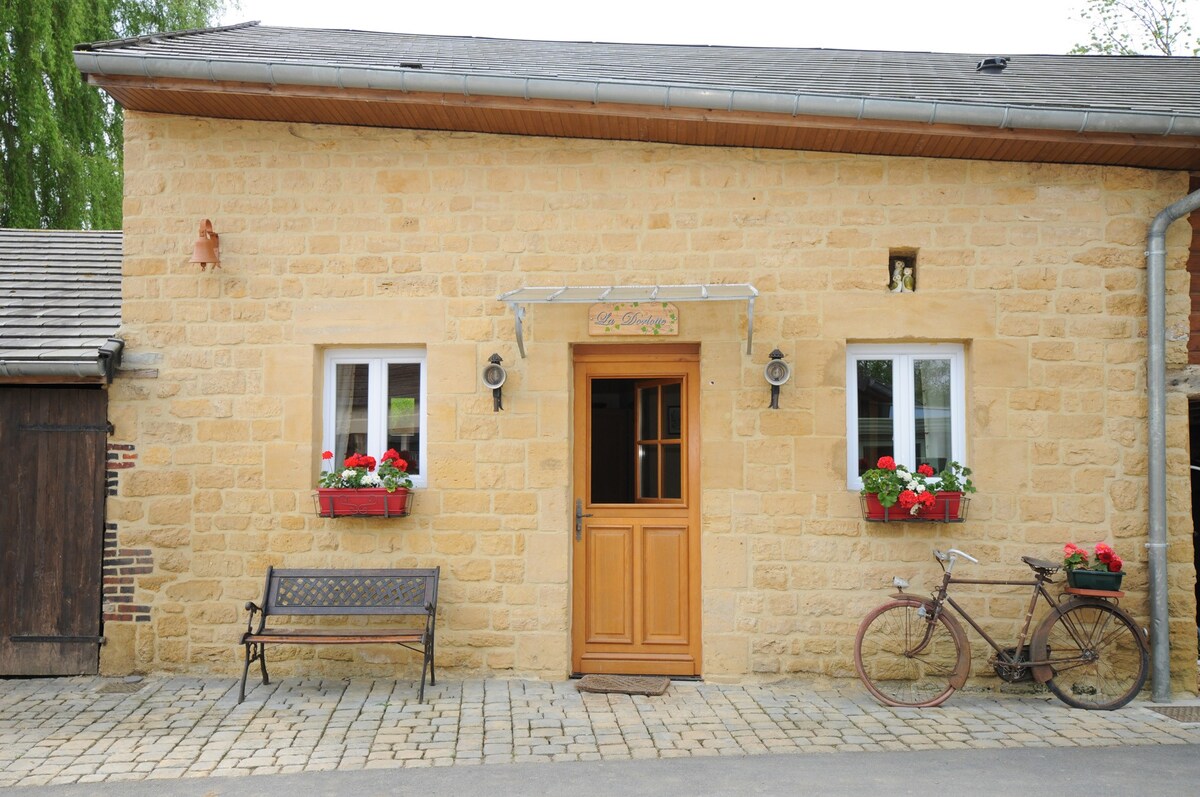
[1022,556,1060,575]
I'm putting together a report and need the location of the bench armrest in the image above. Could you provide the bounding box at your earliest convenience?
[245,601,265,635]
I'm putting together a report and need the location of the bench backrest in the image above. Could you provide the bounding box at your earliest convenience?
[261,567,439,617]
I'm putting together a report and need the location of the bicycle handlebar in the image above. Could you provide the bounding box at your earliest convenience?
[948,548,978,563]
[934,548,979,565]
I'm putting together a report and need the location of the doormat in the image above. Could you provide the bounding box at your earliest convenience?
[576,674,671,696]
[96,680,145,694]
[1148,705,1200,723]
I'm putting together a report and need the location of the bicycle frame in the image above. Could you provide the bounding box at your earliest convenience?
[908,553,1062,671]
[930,571,1057,669]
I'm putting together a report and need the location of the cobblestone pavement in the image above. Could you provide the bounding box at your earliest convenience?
[1,676,1199,788]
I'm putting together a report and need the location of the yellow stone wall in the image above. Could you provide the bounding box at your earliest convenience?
[108,111,1198,692]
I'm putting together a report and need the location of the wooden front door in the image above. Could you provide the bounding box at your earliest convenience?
[571,345,701,676]
[0,387,107,675]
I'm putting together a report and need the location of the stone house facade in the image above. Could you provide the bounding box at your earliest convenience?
[75,24,1200,693]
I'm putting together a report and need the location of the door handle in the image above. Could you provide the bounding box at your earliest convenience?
[575,499,593,541]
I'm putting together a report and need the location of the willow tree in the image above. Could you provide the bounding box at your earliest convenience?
[1072,0,1200,55]
[0,1,226,229]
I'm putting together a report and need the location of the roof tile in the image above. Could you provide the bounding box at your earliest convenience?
[0,229,122,364]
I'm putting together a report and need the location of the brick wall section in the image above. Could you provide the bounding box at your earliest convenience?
[104,443,151,623]
[108,112,1199,692]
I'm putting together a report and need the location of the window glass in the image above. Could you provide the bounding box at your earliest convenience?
[324,350,426,485]
[387,363,422,475]
[913,358,951,473]
[333,363,369,464]
[846,345,965,488]
[855,360,894,476]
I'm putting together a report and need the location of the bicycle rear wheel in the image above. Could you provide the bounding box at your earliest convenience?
[1040,601,1148,710]
[854,599,968,708]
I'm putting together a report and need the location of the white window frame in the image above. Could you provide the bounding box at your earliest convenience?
[845,343,966,491]
[322,348,428,489]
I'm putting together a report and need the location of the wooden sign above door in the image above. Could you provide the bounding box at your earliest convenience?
[587,302,678,338]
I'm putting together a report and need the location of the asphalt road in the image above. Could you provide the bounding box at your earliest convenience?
[17,743,1200,796]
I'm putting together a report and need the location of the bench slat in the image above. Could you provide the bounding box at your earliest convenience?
[246,631,424,644]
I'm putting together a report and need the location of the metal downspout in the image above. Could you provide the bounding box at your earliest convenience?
[1146,187,1200,702]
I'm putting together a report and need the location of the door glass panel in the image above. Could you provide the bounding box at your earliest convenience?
[662,383,681,440]
[640,385,659,439]
[639,444,659,499]
[855,359,893,476]
[593,378,685,504]
[590,379,636,504]
[662,444,681,499]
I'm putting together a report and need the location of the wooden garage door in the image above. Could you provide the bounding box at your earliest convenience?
[0,387,107,675]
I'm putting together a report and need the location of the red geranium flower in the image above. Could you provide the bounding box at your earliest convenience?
[917,464,935,477]
[322,450,333,460]
[876,456,897,471]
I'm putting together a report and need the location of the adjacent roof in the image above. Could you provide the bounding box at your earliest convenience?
[74,23,1200,169]
[0,229,123,383]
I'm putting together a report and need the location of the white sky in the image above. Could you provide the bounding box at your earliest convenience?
[217,0,1196,54]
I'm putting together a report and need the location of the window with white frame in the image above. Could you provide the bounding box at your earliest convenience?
[846,344,966,489]
[323,349,427,488]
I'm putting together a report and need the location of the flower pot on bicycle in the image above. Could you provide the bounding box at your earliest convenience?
[1066,569,1124,591]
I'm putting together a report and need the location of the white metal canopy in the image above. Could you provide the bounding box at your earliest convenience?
[497,284,759,357]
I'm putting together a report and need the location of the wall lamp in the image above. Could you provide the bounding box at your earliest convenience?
[764,348,791,409]
[483,353,507,412]
[189,219,220,270]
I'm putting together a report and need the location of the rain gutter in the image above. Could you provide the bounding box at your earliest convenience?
[0,338,124,383]
[71,51,1200,138]
[1146,189,1200,702]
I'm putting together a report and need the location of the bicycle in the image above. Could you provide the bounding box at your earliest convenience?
[853,548,1149,710]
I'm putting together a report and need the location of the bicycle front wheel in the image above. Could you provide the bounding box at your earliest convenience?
[1041,601,1148,710]
[854,599,968,708]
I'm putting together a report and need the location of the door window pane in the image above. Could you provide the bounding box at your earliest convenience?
[590,379,636,504]
[662,444,681,499]
[639,444,659,499]
[662,383,681,439]
[640,385,659,439]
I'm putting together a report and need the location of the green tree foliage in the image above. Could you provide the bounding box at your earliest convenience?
[1072,0,1200,55]
[1,1,226,229]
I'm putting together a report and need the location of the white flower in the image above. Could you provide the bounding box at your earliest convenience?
[364,472,382,487]
[341,469,356,480]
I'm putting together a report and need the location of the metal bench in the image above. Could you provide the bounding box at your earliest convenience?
[239,566,439,703]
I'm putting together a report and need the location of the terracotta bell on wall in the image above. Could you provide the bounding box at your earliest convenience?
[189,219,220,270]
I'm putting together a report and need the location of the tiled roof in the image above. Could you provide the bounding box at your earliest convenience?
[0,228,122,365]
[77,23,1200,120]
